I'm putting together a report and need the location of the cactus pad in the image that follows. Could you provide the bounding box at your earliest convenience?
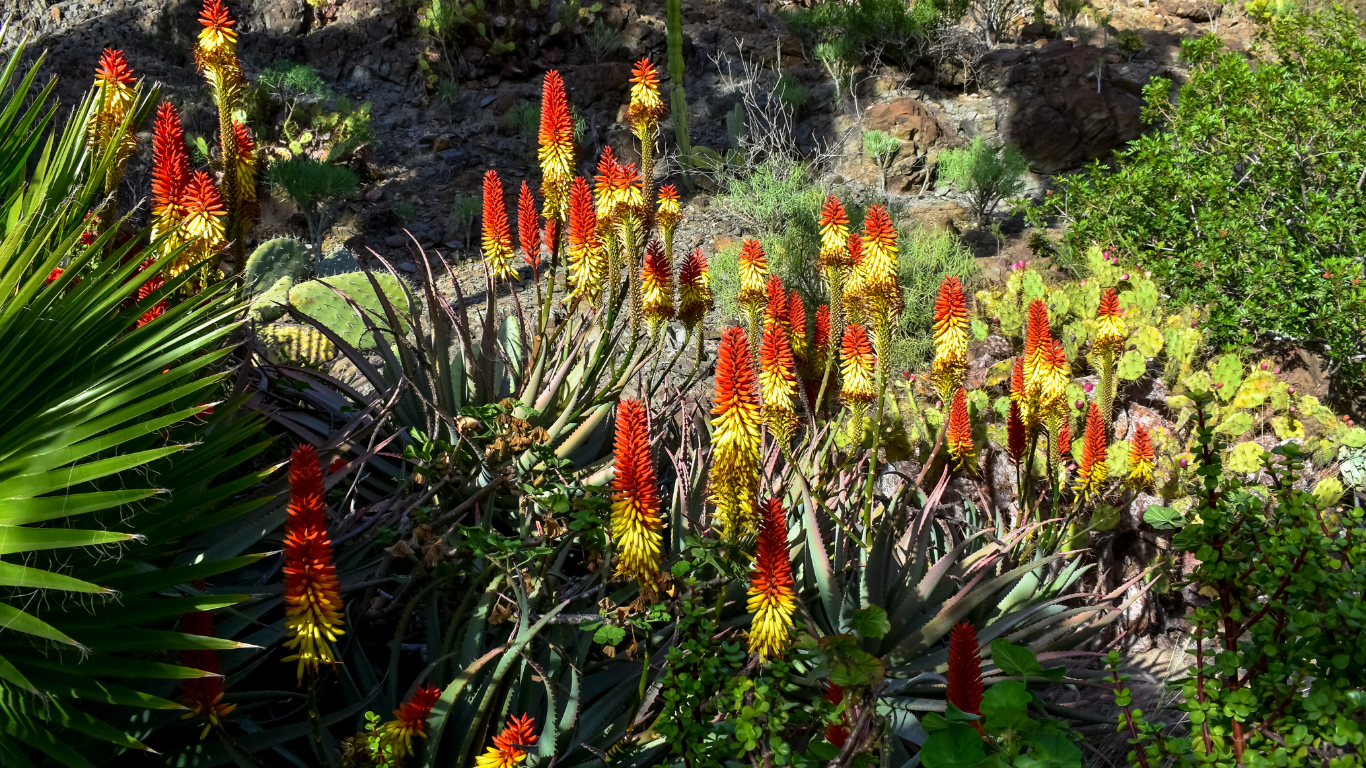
[287,271,414,349]
[1062,320,1085,362]
[316,247,361,278]
[1117,349,1147,380]
[1132,325,1163,358]
[1180,369,1212,395]
[244,237,311,299]
[1209,354,1243,400]
[970,317,988,341]
[1227,442,1265,474]
[1230,370,1275,409]
[250,275,293,324]
[1046,287,1071,322]
[258,324,338,368]
[1215,410,1253,437]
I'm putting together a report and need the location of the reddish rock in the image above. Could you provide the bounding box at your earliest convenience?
[863,98,942,148]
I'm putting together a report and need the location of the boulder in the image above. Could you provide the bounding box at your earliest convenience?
[864,98,943,148]
[1155,0,1222,20]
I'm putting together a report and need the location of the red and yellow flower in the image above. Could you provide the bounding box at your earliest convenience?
[759,320,799,445]
[173,171,226,276]
[764,274,788,332]
[593,147,621,220]
[627,58,665,135]
[474,714,538,768]
[537,70,574,220]
[843,232,867,324]
[1007,399,1027,465]
[231,121,257,208]
[1126,425,1155,490]
[282,444,344,682]
[482,170,518,281]
[737,239,769,311]
[197,0,237,56]
[566,177,605,302]
[812,304,831,373]
[517,182,541,273]
[89,49,137,159]
[946,388,975,470]
[195,0,244,101]
[707,327,762,538]
[151,102,190,245]
[787,291,809,373]
[641,239,675,341]
[839,323,876,411]
[858,204,903,339]
[1074,403,1109,502]
[375,685,441,765]
[136,261,167,328]
[946,621,984,727]
[611,398,663,587]
[817,195,852,269]
[1092,287,1127,354]
[657,184,681,250]
[931,276,969,401]
[747,497,796,659]
[179,610,236,740]
[676,247,712,331]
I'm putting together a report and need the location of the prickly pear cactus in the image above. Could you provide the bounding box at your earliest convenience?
[1117,349,1147,380]
[316,247,361,278]
[1227,441,1265,473]
[287,271,413,349]
[1209,354,1243,401]
[1132,325,1164,358]
[1046,287,1071,321]
[251,275,294,324]
[245,237,311,298]
[258,324,338,368]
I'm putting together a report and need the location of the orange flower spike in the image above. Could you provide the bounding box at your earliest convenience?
[592,147,620,219]
[1007,400,1026,465]
[474,714,539,768]
[946,621,985,722]
[151,102,190,234]
[93,49,136,111]
[839,324,877,409]
[641,240,675,340]
[281,444,345,682]
[174,172,226,275]
[232,122,257,201]
[376,686,442,763]
[676,248,712,331]
[946,388,975,471]
[657,184,682,240]
[565,177,605,302]
[610,399,663,586]
[764,274,788,331]
[1073,403,1109,502]
[517,182,541,273]
[931,276,970,400]
[605,161,645,219]
[628,58,665,133]
[759,320,799,444]
[537,71,574,219]
[787,291,809,368]
[1009,355,1035,433]
[197,0,238,54]
[136,268,168,328]
[1023,299,1051,383]
[178,611,236,739]
[482,170,518,282]
[1057,417,1072,458]
[813,304,831,370]
[1093,287,1127,354]
[817,195,851,267]
[707,327,763,538]
[747,497,797,659]
[843,232,867,322]
[1126,425,1156,490]
[737,239,769,310]
[859,204,903,319]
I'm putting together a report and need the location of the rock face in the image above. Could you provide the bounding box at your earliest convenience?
[994,41,1147,174]
[1155,0,1223,20]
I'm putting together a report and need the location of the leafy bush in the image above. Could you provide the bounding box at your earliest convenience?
[864,129,902,193]
[891,224,978,371]
[266,155,361,254]
[1045,11,1366,387]
[783,0,959,70]
[937,136,1029,223]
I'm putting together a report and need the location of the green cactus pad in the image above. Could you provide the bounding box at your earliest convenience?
[1271,415,1304,439]
[1210,354,1243,400]
[997,302,1023,338]
[1230,370,1275,408]
[985,358,1013,387]
[1117,349,1147,380]
[250,275,294,324]
[1132,325,1163,358]
[316,247,361,278]
[1062,320,1085,362]
[1227,441,1265,473]
[287,271,414,349]
[1107,440,1131,478]
[244,237,311,299]
[1081,280,1101,320]
[1132,278,1160,316]
[1215,410,1254,437]
[1311,477,1344,509]
[1046,287,1071,322]
[258,324,338,368]
[970,317,988,341]
[1021,270,1046,305]
[1181,369,1212,394]
[1339,427,1366,449]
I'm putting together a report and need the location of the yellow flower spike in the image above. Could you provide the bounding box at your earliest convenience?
[747,497,797,660]
[537,70,574,221]
[610,399,664,587]
[931,276,970,402]
[759,319,799,446]
[1074,403,1109,502]
[707,327,763,539]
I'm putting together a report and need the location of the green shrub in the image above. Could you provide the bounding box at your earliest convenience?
[266,156,361,254]
[863,129,902,193]
[1045,11,1366,387]
[783,0,959,70]
[937,136,1029,224]
[1117,27,1145,52]
[774,73,810,110]
[892,224,978,372]
[713,160,826,311]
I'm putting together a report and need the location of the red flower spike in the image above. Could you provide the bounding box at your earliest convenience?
[481,170,517,281]
[946,388,975,471]
[738,239,769,309]
[179,610,235,739]
[707,327,762,538]
[788,290,808,368]
[747,497,797,658]
[946,621,984,718]
[814,305,831,354]
[825,682,845,705]
[1073,403,1108,501]
[475,714,539,768]
[1007,400,1026,464]
[517,182,541,272]
[611,399,663,585]
[676,247,712,330]
[759,319,799,443]
[151,102,190,224]
[95,49,136,89]
[641,239,675,337]
[764,274,788,330]
[1126,425,1156,489]
[136,270,167,328]
[818,195,851,267]
[282,444,344,681]
[839,323,876,408]
[1057,417,1072,458]
[537,70,574,218]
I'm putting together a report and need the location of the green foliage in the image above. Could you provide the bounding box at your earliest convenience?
[891,224,978,372]
[783,0,958,70]
[920,642,1081,768]
[266,155,361,253]
[714,160,827,308]
[287,271,414,348]
[245,237,312,321]
[775,73,811,109]
[1053,0,1085,29]
[1113,394,1366,766]
[450,193,480,249]
[937,137,1029,223]
[814,38,857,99]
[864,129,902,192]
[416,0,518,80]
[393,198,419,224]
[500,101,540,139]
[1117,27,1145,53]
[582,19,621,63]
[1046,11,1366,387]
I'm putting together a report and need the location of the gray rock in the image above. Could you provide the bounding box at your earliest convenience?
[384,234,408,248]
[399,262,417,273]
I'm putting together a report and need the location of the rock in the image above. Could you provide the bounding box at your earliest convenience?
[384,234,408,248]
[399,262,417,273]
[562,62,633,106]
[863,98,942,148]
[1127,403,1167,438]
[438,148,463,161]
[365,187,385,203]
[433,135,452,152]
[1155,0,1221,19]
[262,0,305,36]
